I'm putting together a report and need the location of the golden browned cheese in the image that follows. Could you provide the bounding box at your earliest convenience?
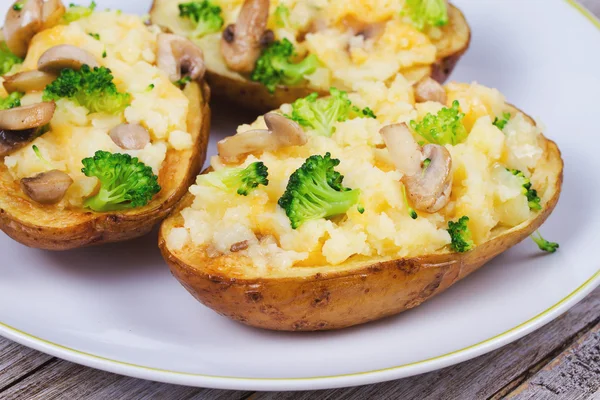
[158,107,563,331]
[0,82,211,250]
[150,1,471,112]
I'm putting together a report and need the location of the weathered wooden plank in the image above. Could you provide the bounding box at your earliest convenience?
[0,359,251,400]
[506,323,600,400]
[252,288,600,400]
[0,336,53,391]
[581,0,600,17]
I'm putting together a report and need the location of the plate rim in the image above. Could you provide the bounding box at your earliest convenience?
[1,0,599,391]
[1,272,598,390]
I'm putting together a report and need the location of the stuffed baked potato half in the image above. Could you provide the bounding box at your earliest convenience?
[159,78,563,331]
[0,1,210,250]
[150,0,471,112]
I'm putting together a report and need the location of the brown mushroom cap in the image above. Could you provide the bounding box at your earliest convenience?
[264,112,307,147]
[414,77,447,104]
[404,144,453,213]
[3,70,56,93]
[37,45,99,73]
[157,33,205,83]
[109,123,151,150]
[218,112,306,162]
[0,102,56,131]
[380,123,453,213]
[0,127,41,157]
[3,0,43,58]
[41,0,66,29]
[220,0,270,73]
[20,169,73,205]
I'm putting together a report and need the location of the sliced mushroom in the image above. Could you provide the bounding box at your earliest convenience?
[404,144,453,212]
[3,70,56,93]
[20,169,73,205]
[157,33,205,83]
[41,0,66,29]
[109,123,150,150]
[220,0,270,73]
[230,240,249,252]
[0,127,40,156]
[0,102,55,131]
[342,16,385,40]
[380,123,453,213]
[380,123,423,176]
[218,112,306,162]
[3,0,43,58]
[263,112,306,147]
[37,45,99,73]
[414,77,447,104]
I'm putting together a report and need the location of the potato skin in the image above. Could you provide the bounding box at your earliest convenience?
[0,82,211,250]
[150,2,471,113]
[159,125,563,331]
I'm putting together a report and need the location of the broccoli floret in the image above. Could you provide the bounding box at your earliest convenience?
[403,0,449,31]
[81,151,160,212]
[361,107,377,119]
[493,112,511,130]
[43,65,130,114]
[285,88,373,137]
[63,1,97,23]
[178,1,224,38]
[447,216,474,253]
[531,231,559,253]
[274,4,292,28]
[401,183,418,219]
[0,41,23,75]
[0,92,23,110]
[410,100,467,145]
[200,162,269,196]
[251,39,319,93]
[174,75,192,87]
[278,153,360,229]
[508,168,542,211]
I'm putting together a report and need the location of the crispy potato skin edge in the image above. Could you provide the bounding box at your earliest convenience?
[159,128,563,331]
[0,82,211,250]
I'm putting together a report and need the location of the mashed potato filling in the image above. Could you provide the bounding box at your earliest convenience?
[169,78,547,271]
[193,0,457,92]
[1,11,191,207]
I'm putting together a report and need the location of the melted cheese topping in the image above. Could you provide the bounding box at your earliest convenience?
[169,79,549,272]
[1,11,191,208]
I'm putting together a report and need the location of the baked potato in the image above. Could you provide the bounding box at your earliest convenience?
[0,1,210,250]
[159,78,563,331]
[150,0,471,112]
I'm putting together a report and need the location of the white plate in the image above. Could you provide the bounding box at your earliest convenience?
[1,0,599,391]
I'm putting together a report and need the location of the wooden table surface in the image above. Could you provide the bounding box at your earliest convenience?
[2,1,600,399]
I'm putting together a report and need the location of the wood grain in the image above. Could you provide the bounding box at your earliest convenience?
[506,324,600,400]
[0,338,53,391]
[0,358,251,400]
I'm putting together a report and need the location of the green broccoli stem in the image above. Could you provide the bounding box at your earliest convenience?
[310,184,361,219]
[84,187,128,212]
[275,54,319,85]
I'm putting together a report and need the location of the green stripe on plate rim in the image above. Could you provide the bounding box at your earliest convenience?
[0,0,599,384]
